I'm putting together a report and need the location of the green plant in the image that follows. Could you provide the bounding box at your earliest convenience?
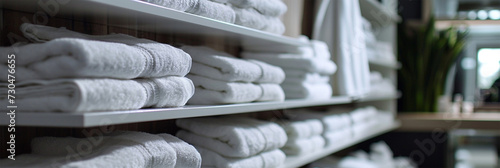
[398,17,468,112]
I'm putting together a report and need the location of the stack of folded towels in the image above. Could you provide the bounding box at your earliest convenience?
[176,117,288,168]
[181,46,285,105]
[242,37,337,100]
[368,71,397,97]
[279,119,325,155]
[349,106,380,138]
[0,131,202,168]
[140,0,287,34]
[0,23,194,112]
[285,108,353,146]
[362,18,397,65]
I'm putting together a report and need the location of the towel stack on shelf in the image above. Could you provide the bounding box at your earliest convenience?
[221,0,288,34]
[0,23,194,112]
[242,37,337,100]
[279,119,325,155]
[349,106,379,138]
[176,117,288,168]
[181,46,285,105]
[0,132,202,168]
[368,71,397,97]
[362,18,397,65]
[141,0,236,23]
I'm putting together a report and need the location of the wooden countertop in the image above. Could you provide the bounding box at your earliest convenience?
[397,112,500,131]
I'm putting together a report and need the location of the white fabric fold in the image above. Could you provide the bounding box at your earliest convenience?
[212,0,287,17]
[176,117,287,157]
[281,82,332,99]
[281,135,325,155]
[187,74,263,104]
[241,52,337,75]
[280,119,324,139]
[196,146,286,168]
[232,7,285,34]
[158,133,202,168]
[187,0,236,23]
[0,77,194,112]
[256,83,285,102]
[140,0,200,12]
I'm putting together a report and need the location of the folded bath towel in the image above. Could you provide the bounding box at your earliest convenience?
[158,133,202,168]
[242,52,337,75]
[0,76,194,112]
[26,131,177,168]
[284,109,353,132]
[0,38,191,81]
[196,146,286,168]
[212,0,287,17]
[232,7,285,34]
[280,119,324,139]
[256,83,285,102]
[281,135,325,155]
[248,59,285,84]
[176,117,287,157]
[323,128,352,146]
[140,0,200,12]
[281,82,332,99]
[187,0,236,23]
[283,73,330,84]
[187,74,262,104]
[244,39,332,60]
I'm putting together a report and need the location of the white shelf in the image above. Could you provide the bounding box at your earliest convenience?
[369,58,401,69]
[357,91,400,102]
[1,0,307,48]
[0,97,352,127]
[359,0,401,26]
[281,121,401,168]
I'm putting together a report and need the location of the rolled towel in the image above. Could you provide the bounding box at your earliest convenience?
[0,38,191,81]
[281,82,332,99]
[186,0,236,23]
[187,74,262,104]
[232,7,285,34]
[242,52,337,75]
[183,46,285,83]
[196,146,286,168]
[158,133,202,168]
[280,119,324,139]
[212,0,287,17]
[0,76,194,112]
[140,0,200,12]
[176,117,287,157]
[281,135,325,155]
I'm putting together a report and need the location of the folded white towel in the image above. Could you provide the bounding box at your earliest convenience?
[196,146,286,168]
[0,76,194,112]
[242,52,337,75]
[232,7,285,34]
[256,83,285,102]
[281,82,332,99]
[26,131,177,168]
[176,117,287,157]
[140,0,200,12]
[183,45,285,83]
[212,0,287,17]
[187,0,236,23]
[280,119,324,139]
[369,71,384,84]
[284,109,353,132]
[158,133,202,168]
[244,37,332,60]
[323,128,352,146]
[368,79,396,96]
[0,38,191,81]
[281,135,325,155]
[187,74,262,104]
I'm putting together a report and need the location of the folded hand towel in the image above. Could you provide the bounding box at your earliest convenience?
[176,117,287,157]
[280,119,324,139]
[242,52,337,75]
[281,82,332,99]
[0,38,191,81]
[158,133,202,168]
[323,128,352,146]
[187,0,236,23]
[369,71,384,84]
[283,74,330,84]
[232,7,285,34]
[281,135,325,155]
[196,146,286,168]
[256,83,285,102]
[140,0,200,12]
[0,76,194,112]
[247,59,285,84]
[187,74,262,104]
[243,37,331,60]
[212,0,287,17]
[27,131,177,168]
[285,109,352,132]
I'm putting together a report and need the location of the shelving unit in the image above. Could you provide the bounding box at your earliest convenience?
[398,113,500,131]
[282,121,401,168]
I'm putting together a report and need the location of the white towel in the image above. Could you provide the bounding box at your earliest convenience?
[183,45,285,83]
[232,7,285,34]
[0,38,191,81]
[283,69,330,82]
[0,76,194,112]
[140,0,200,12]
[241,52,337,75]
[212,0,287,17]
[244,36,332,60]
[196,146,286,168]
[285,109,353,132]
[368,79,396,96]
[176,117,287,157]
[323,128,352,146]
[280,119,324,139]
[25,131,177,168]
[281,82,332,99]
[256,83,285,102]
[158,133,202,168]
[281,135,325,155]
[187,74,262,104]
[187,0,236,23]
